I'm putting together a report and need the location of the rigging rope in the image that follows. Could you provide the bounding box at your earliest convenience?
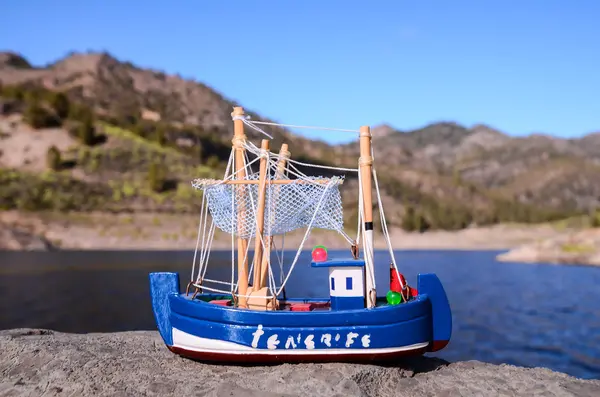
[188,112,405,304]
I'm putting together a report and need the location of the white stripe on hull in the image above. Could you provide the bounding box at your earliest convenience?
[171,328,429,355]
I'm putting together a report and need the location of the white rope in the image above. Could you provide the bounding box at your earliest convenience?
[275,180,336,296]
[356,174,363,250]
[241,118,274,139]
[191,122,361,302]
[357,166,377,307]
[230,161,236,293]
[195,194,211,282]
[271,235,286,287]
[192,149,236,286]
[193,283,238,295]
[370,148,407,292]
[190,190,206,281]
[233,183,254,294]
[192,153,263,189]
[202,278,243,286]
[259,151,354,245]
[272,160,339,186]
[247,119,361,134]
[199,222,216,283]
[279,154,358,173]
[250,148,271,286]
[239,126,358,174]
[230,150,259,294]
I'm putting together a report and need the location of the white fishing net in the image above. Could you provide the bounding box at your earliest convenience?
[192,174,345,239]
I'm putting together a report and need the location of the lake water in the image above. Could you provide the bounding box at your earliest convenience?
[1,249,599,379]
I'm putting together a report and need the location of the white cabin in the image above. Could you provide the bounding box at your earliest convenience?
[311,258,366,311]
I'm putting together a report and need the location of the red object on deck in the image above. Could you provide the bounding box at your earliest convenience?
[390,264,418,297]
[289,303,313,312]
[210,299,232,306]
[312,247,328,262]
[390,264,403,292]
[310,301,331,310]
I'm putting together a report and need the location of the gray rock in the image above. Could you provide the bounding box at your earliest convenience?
[0,329,598,397]
[0,224,55,251]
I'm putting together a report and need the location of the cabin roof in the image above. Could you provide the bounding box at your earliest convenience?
[310,258,366,268]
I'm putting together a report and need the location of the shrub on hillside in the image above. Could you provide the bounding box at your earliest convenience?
[23,102,60,129]
[68,103,94,123]
[78,115,96,145]
[205,155,220,169]
[401,205,431,233]
[148,161,166,193]
[0,168,111,212]
[46,146,62,170]
[0,84,26,101]
[590,210,600,228]
[49,91,70,120]
[154,123,167,146]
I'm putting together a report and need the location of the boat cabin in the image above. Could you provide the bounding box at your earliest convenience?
[311,258,366,311]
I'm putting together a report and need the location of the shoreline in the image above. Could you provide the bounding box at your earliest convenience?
[497,228,600,267]
[4,210,600,267]
[1,328,598,396]
[0,210,568,252]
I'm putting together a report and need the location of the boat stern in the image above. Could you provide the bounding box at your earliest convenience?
[418,273,452,352]
[149,272,180,347]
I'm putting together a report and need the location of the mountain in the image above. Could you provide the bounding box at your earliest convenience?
[1,50,598,231]
[342,121,600,212]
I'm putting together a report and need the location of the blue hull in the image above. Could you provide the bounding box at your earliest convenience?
[149,272,452,363]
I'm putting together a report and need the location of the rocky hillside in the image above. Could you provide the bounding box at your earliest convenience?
[343,123,600,212]
[0,50,597,231]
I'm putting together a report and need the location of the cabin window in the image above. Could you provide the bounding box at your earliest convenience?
[346,277,352,290]
[331,277,335,290]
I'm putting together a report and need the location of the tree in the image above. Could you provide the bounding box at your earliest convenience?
[154,123,166,146]
[24,89,42,104]
[23,101,57,129]
[452,166,462,185]
[401,205,416,231]
[78,114,96,145]
[206,155,220,168]
[46,146,62,170]
[0,84,25,100]
[590,209,600,228]
[49,92,70,120]
[148,161,166,192]
[414,210,430,233]
[132,122,146,138]
[68,103,93,122]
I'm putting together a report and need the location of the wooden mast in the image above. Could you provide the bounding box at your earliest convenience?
[245,139,277,310]
[231,106,249,308]
[251,139,270,288]
[359,125,376,308]
[259,143,290,289]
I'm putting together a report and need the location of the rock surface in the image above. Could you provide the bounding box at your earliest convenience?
[0,223,54,251]
[1,329,599,397]
[497,228,600,266]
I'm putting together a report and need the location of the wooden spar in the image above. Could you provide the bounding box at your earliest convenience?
[252,139,270,288]
[232,106,249,308]
[359,125,376,309]
[259,143,290,289]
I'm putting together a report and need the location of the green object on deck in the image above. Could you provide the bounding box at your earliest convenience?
[386,290,403,305]
[313,244,328,253]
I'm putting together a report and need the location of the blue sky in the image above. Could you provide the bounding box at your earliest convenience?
[2,0,599,143]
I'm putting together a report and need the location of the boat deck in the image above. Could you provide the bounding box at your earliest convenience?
[200,296,392,311]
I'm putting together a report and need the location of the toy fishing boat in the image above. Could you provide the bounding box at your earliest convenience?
[149,107,452,363]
